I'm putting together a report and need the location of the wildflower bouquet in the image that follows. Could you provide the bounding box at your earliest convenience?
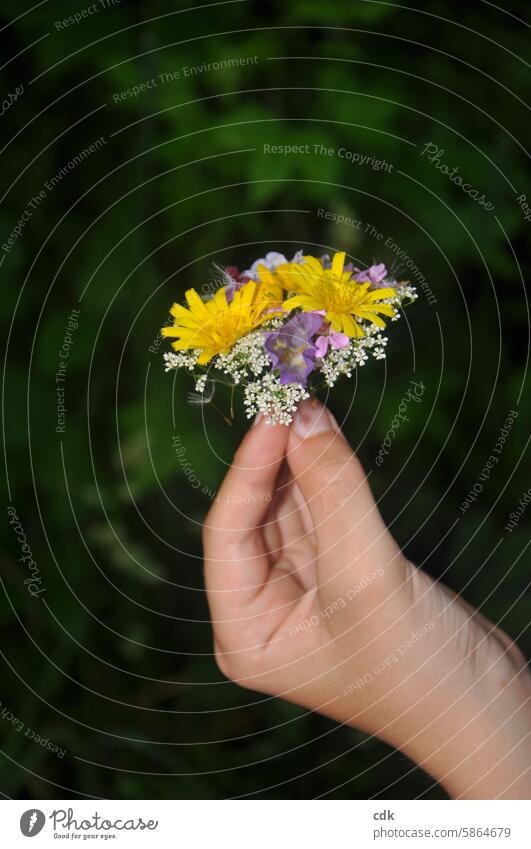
[162,250,417,425]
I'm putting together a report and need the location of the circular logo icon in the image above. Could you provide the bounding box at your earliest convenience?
[20,810,45,837]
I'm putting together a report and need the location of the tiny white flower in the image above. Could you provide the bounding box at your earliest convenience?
[244,373,309,425]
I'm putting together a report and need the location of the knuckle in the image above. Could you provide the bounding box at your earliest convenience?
[213,638,240,680]
[213,640,264,690]
[213,640,245,681]
[213,645,234,680]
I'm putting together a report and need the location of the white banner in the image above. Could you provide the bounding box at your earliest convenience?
[0,799,528,848]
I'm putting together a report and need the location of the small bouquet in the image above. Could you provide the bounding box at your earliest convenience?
[161,250,417,424]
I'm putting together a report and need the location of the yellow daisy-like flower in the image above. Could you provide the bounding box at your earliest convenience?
[161,280,280,365]
[254,264,284,302]
[276,251,397,338]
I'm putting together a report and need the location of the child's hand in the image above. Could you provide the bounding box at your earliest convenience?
[203,399,531,798]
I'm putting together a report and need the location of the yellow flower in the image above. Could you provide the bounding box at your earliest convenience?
[277,251,397,338]
[161,280,280,365]
[255,264,284,302]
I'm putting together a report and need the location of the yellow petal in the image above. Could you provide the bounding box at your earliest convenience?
[282,295,306,310]
[239,279,256,309]
[355,312,386,328]
[299,298,326,311]
[167,314,200,330]
[171,339,194,351]
[256,264,276,286]
[161,326,186,338]
[211,287,229,311]
[366,287,396,301]
[185,288,209,316]
[371,303,395,317]
[300,255,323,273]
[340,313,358,336]
[169,302,194,321]
[276,265,304,292]
[331,251,346,278]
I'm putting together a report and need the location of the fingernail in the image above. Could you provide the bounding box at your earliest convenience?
[293,399,339,439]
[252,413,263,428]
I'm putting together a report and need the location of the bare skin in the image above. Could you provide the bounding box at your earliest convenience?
[203,399,531,798]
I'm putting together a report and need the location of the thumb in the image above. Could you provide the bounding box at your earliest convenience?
[286,398,401,589]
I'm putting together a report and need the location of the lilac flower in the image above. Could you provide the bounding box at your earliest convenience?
[353,262,388,288]
[314,329,350,359]
[243,251,289,280]
[264,312,324,385]
[291,250,306,264]
[221,266,251,303]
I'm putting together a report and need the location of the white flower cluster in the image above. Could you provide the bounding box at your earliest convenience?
[216,330,270,384]
[194,374,208,393]
[163,351,197,372]
[396,283,418,302]
[317,327,390,387]
[389,284,417,319]
[244,373,310,426]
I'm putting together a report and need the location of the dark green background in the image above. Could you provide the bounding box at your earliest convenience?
[0,0,529,799]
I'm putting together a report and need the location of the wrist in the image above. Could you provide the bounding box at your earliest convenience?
[326,631,531,799]
[387,656,531,798]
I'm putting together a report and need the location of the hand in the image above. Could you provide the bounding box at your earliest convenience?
[203,399,531,798]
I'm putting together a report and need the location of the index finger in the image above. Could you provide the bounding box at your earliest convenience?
[203,417,290,616]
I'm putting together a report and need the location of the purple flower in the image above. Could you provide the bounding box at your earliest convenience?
[243,251,289,280]
[221,266,251,303]
[353,262,388,288]
[314,329,349,359]
[291,250,306,264]
[265,312,324,385]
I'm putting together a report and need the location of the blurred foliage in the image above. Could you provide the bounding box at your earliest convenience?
[0,0,529,799]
